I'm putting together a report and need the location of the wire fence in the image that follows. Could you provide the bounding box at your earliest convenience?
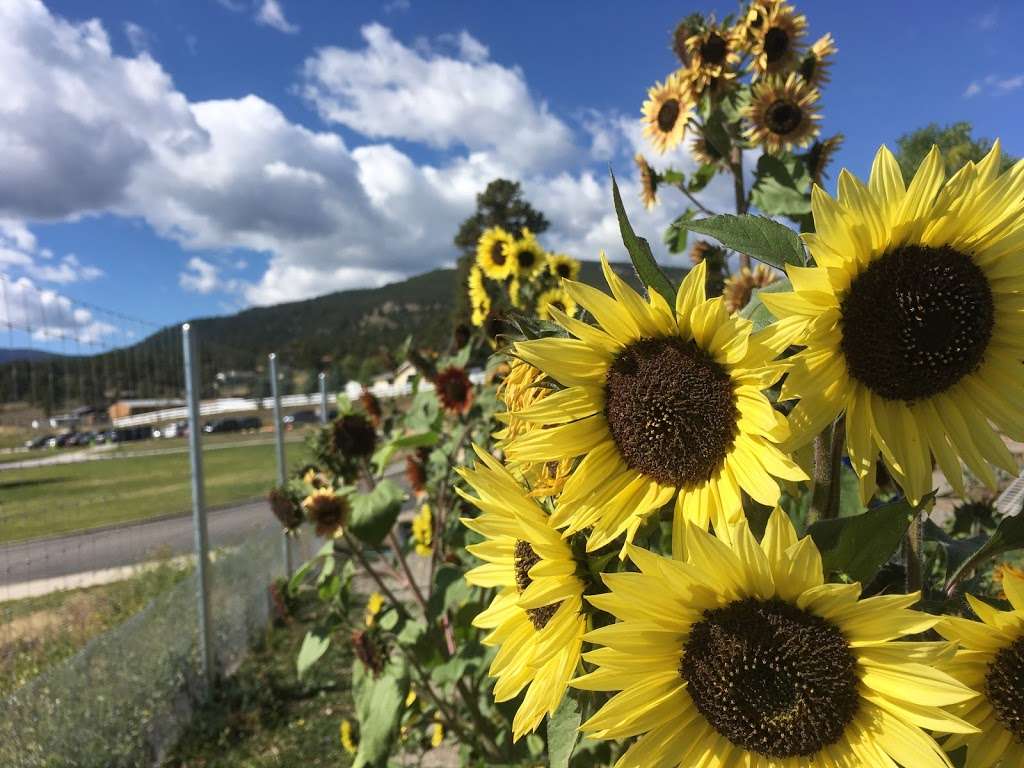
[0,275,391,765]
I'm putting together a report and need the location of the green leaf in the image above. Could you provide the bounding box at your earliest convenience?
[947,514,1024,593]
[702,111,732,162]
[808,495,930,584]
[686,163,717,194]
[548,696,581,768]
[610,170,676,305]
[663,208,698,254]
[372,430,439,472]
[751,154,812,218]
[352,656,409,768]
[738,277,791,331]
[349,480,405,546]
[428,564,473,622]
[680,214,806,269]
[296,628,331,678]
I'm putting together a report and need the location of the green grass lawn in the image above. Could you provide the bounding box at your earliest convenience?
[163,590,355,768]
[0,558,191,698]
[0,437,314,543]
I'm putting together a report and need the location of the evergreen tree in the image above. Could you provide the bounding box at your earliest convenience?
[894,122,1016,181]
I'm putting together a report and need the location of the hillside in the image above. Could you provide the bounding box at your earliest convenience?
[0,260,689,404]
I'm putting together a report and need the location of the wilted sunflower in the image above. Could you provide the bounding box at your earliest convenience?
[458,446,586,741]
[670,17,698,66]
[804,133,844,185]
[939,569,1024,767]
[747,1,807,78]
[642,71,694,155]
[268,485,303,531]
[302,487,350,537]
[330,413,377,459]
[761,143,1024,505]
[547,252,580,281]
[359,390,382,427]
[507,230,546,280]
[476,226,515,280]
[506,256,805,552]
[689,133,727,169]
[435,365,474,414]
[745,73,821,154]
[723,264,779,313]
[575,508,978,768]
[798,32,837,88]
[684,23,741,91]
[535,287,578,322]
[634,153,659,210]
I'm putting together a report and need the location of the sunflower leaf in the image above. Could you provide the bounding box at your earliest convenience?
[610,170,677,305]
[739,277,791,331]
[808,495,929,584]
[678,213,806,268]
[352,654,409,768]
[946,513,1024,596]
[349,479,405,547]
[547,694,582,768]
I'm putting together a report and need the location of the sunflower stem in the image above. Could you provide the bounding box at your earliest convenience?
[729,145,751,271]
[904,512,925,594]
[809,419,845,522]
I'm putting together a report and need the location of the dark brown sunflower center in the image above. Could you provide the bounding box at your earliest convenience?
[700,33,728,66]
[604,336,738,488]
[764,27,789,63]
[765,100,803,135]
[444,377,468,403]
[517,249,536,269]
[985,635,1024,742]
[557,263,571,278]
[657,99,681,133]
[490,240,506,265]
[681,598,860,758]
[839,245,994,402]
[332,413,377,458]
[513,539,558,630]
[798,53,817,82]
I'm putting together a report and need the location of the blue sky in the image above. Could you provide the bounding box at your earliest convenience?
[1,0,1021,352]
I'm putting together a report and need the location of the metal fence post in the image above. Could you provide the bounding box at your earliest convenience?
[182,323,213,688]
[318,372,328,425]
[269,353,292,575]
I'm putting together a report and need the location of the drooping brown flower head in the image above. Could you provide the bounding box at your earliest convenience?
[301,487,350,538]
[804,133,844,186]
[351,629,387,677]
[723,264,779,313]
[359,390,383,427]
[435,366,474,414]
[689,239,723,267]
[405,446,430,497]
[635,153,659,210]
[268,486,303,531]
[330,413,377,459]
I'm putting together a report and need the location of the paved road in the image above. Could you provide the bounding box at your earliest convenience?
[0,500,277,591]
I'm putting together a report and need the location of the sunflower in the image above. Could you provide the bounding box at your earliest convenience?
[671,18,697,66]
[435,365,474,414]
[689,133,727,170]
[468,264,488,306]
[642,71,695,155]
[535,287,577,322]
[761,142,1024,505]
[744,73,821,154]
[723,264,778,313]
[470,291,491,328]
[798,32,838,88]
[684,23,741,91]
[458,446,586,741]
[547,252,581,281]
[634,153,660,210]
[505,255,805,553]
[268,485,303,531]
[301,487,350,538]
[364,591,385,627]
[330,413,377,459]
[747,1,807,78]
[411,504,432,556]
[737,0,782,42]
[476,226,515,280]
[804,133,844,185]
[575,508,979,768]
[340,719,358,756]
[506,229,546,280]
[938,569,1024,767]
[508,277,523,308]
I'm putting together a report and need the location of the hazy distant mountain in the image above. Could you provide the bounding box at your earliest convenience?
[0,348,57,364]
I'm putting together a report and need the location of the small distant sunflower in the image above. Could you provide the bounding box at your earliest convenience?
[547,253,581,281]
[535,287,577,322]
[738,0,782,42]
[468,264,487,306]
[689,238,722,266]
[508,277,524,308]
[671,18,699,66]
[339,719,358,756]
[302,487,350,538]
[690,132,727,169]
[476,226,515,280]
[745,73,821,154]
[684,23,741,90]
[635,153,659,209]
[459,447,586,741]
[575,508,977,768]
[435,365,474,414]
[507,230,546,280]
[506,255,805,552]
[268,485,303,531]
[364,591,385,627]
[747,1,807,78]
[642,71,695,155]
[723,264,778,313]
[798,32,838,88]
[470,291,491,327]
[939,570,1024,767]
[760,143,1024,505]
[804,133,844,185]
[411,504,432,556]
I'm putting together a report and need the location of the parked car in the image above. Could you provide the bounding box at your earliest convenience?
[67,431,95,446]
[283,410,317,427]
[203,418,242,434]
[239,416,262,431]
[161,420,188,438]
[24,434,55,450]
